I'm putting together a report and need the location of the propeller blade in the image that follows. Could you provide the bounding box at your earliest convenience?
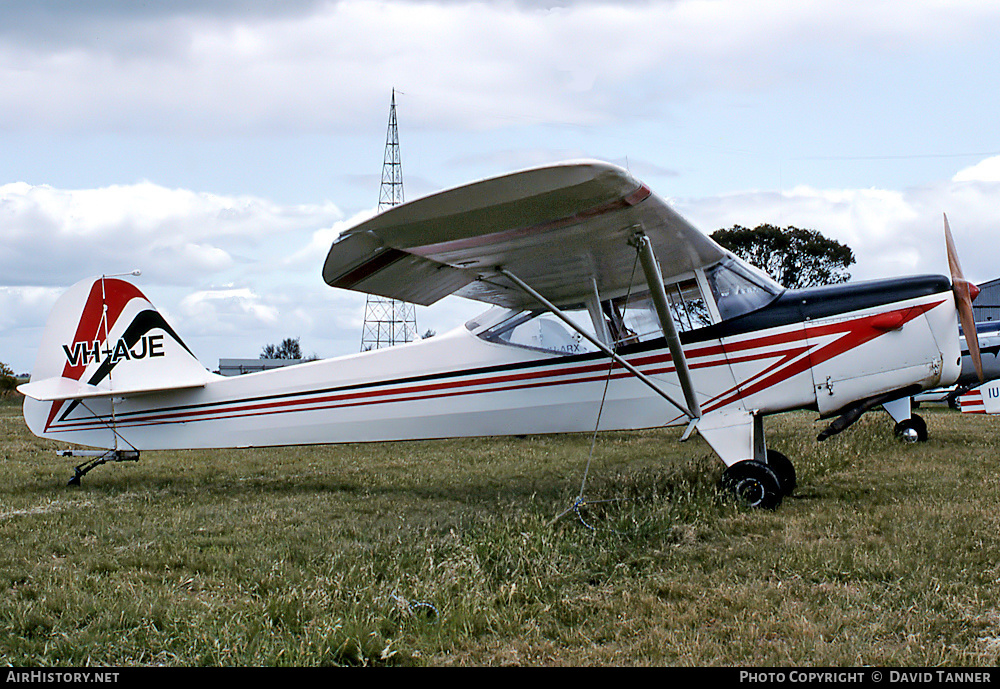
[944,214,984,382]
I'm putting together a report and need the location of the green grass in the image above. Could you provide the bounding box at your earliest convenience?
[1,394,999,666]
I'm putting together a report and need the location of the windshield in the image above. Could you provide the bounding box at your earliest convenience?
[705,256,784,320]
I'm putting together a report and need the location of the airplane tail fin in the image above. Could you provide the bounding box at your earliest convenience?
[19,276,213,406]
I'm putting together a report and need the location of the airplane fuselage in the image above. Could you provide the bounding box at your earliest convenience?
[24,275,960,466]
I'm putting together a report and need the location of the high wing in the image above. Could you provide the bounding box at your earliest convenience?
[322,160,727,309]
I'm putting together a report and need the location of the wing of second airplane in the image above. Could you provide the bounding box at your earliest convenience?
[322,160,726,309]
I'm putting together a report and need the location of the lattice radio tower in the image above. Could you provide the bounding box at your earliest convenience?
[360,90,418,351]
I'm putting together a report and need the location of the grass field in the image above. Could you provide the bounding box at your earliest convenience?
[1,393,999,666]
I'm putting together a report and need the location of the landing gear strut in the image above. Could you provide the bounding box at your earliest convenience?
[58,449,140,485]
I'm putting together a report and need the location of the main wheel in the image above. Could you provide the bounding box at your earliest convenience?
[765,449,796,496]
[893,414,928,443]
[720,460,783,510]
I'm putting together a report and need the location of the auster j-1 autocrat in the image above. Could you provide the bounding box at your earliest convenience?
[18,161,984,508]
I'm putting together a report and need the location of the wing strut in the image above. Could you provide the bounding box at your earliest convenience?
[496,267,699,421]
[630,230,702,421]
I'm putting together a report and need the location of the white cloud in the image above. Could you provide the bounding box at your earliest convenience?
[283,208,378,270]
[179,287,280,331]
[0,285,63,332]
[0,285,65,374]
[0,181,342,287]
[954,156,1000,183]
[679,174,999,285]
[4,1,999,136]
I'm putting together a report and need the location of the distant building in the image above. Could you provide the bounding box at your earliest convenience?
[974,278,1000,323]
[218,358,302,377]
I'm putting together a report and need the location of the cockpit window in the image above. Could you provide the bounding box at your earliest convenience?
[705,256,784,320]
[471,259,780,354]
[478,308,600,355]
[665,279,713,331]
[605,280,711,346]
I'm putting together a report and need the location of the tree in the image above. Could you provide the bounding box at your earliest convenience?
[0,361,16,396]
[260,337,303,360]
[710,224,855,289]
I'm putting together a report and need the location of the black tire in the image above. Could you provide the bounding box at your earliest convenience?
[894,414,928,443]
[765,449,796,496]
[720,460,783,510]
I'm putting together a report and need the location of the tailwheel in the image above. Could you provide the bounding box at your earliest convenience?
[765,449,797,496]
[59,449,140,485]
[720,460,783,510]
[893,414,927,443]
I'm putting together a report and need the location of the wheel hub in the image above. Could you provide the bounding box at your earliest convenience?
[735,478,767,507]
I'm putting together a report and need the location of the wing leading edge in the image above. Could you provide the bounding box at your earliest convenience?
[322,160,726,310]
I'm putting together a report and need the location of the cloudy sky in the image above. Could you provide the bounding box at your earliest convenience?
[3,0,1000,374]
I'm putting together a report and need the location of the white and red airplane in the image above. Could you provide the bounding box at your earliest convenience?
[960,380,1000,415]
[18,161,982,508]
[958,324,1000,414]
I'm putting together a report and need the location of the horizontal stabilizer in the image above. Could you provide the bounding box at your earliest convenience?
[18,373,207,402]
